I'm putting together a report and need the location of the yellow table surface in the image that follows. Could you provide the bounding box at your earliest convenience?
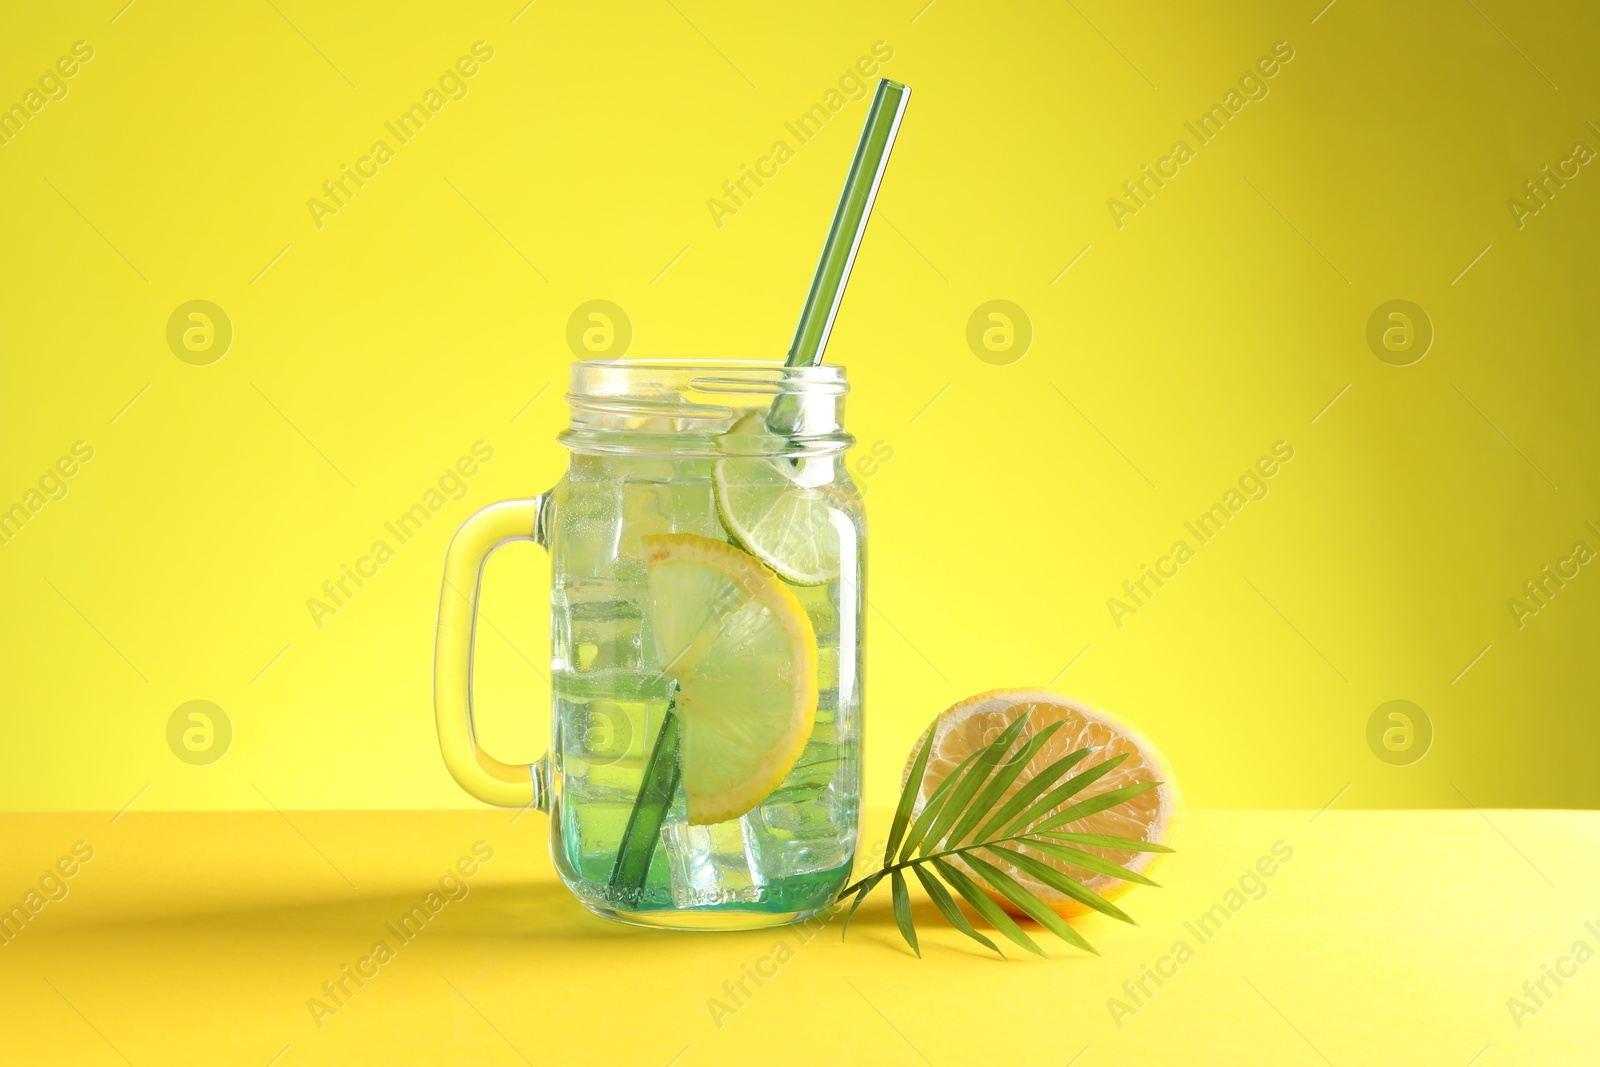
[2,808,1594,1066]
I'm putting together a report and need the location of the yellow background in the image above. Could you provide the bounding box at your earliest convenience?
[3,0,1597,813]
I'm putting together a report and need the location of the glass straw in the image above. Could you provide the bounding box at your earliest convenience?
[768,78,911,431]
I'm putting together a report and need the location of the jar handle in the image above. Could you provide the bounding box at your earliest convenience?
[433,496,549,810]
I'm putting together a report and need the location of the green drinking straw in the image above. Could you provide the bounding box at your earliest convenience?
[607,80,912,899]
[768,78,911,432]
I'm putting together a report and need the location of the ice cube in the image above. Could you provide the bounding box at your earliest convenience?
[742,778,853,879]
[660,819,761,906]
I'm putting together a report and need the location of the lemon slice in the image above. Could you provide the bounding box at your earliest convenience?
[643,533,819,824]
[907,689,1182,917]
[713,411,842,585]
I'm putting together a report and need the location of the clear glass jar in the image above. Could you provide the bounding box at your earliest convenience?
[434,360,864,929]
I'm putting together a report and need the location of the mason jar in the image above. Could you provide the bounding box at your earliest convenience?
[434,360,864,929]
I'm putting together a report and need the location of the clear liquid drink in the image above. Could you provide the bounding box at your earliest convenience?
[435,362,864,929]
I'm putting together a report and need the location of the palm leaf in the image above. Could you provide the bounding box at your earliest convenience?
[1038,830,1175,853]
[944,721,1065,847]
[963,853,1096,953]
[985,844,1134,924]
[1001,752,1130,836]
[931,857,1044,957]
[912,864,1001,957]
[839,871,882,938]
[885,728,934,865]
[839,709,1174,958]
[919,712,1034,854]
[1024,838,1161,886]
[890,870,919,957]
[897,746,984,861]
[1034,781,1161,834]
[970,745,1095,844]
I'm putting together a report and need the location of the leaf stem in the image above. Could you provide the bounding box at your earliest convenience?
[840,828,1065,897]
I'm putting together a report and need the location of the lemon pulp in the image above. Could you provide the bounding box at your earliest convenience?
[643,533,819,824]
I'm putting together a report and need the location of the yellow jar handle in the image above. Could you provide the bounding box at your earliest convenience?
[433,496,547,809]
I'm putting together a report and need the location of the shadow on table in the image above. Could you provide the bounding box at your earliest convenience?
[816,889,1094,961]
[48,881,639,945]
[69,881,926,946]
[49,874,1066,957]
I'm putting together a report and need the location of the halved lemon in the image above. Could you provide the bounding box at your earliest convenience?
[642,533,818,824]
[713,411,842,585]
[906,689,1182,918]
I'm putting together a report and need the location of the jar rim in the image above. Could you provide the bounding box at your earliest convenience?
[572,358,847,384]
[573,357,845,371]
[560,359,852,457]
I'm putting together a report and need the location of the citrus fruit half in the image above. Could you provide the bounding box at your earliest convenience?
[906,688,1181,918]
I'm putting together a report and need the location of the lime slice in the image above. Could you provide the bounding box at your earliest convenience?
[642,533,818,824]
[713,411,842,585]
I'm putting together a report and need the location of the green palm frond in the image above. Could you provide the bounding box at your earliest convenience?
[840,707,1172,957]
